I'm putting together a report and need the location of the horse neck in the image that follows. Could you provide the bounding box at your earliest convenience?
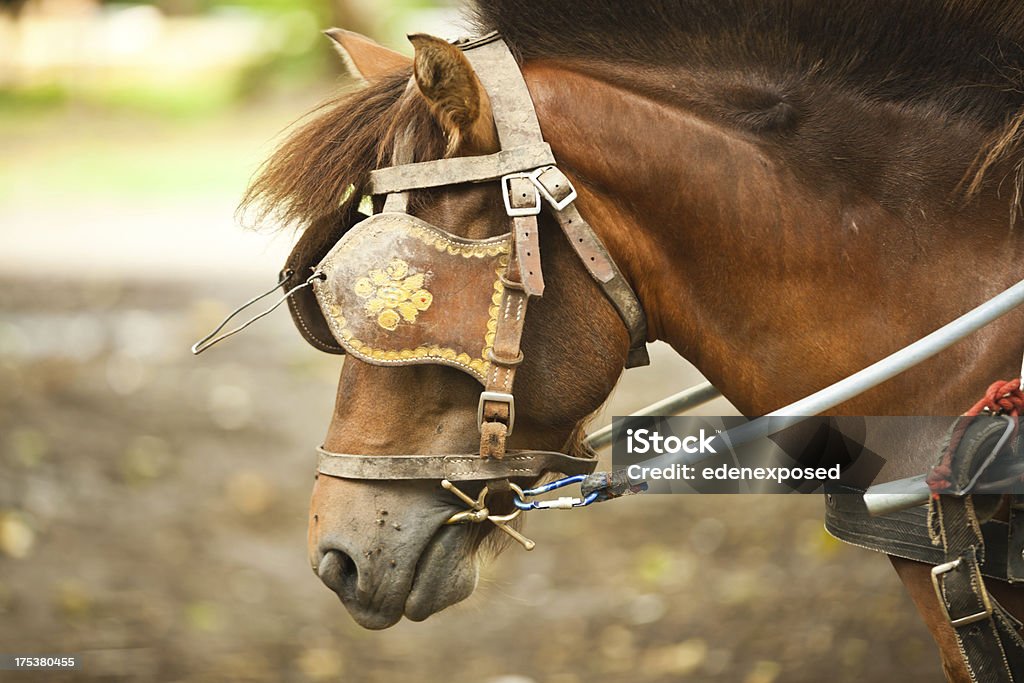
[525,62,1024,418]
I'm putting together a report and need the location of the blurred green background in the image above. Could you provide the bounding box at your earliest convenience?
[0,2,945,681]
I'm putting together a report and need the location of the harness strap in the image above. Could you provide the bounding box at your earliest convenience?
[316,446,598,481]
[460,34,544,149]
[553,202,649,366]
[381,121,416,214]
[367,143,555,194]
[826,489,1024,678]
[459,35,649,367]
[930,494,1024,680]
[506,175,545,295]
[478,186,535,467]
[1010,499,1024,582]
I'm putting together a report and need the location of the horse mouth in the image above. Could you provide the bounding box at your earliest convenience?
[404,523,480,621]
[316,514,480,629]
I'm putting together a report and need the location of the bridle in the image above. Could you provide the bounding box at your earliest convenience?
[193,33,651,548]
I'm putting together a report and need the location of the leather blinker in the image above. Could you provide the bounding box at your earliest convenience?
[311,211,512,384]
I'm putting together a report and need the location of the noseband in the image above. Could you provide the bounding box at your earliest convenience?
[193,33,650,547]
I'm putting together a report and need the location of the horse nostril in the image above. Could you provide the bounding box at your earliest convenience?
[318,548,359,600]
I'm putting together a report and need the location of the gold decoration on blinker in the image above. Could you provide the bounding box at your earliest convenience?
[353,259,433,331]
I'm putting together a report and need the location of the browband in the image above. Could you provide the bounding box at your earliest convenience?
[368,142,556,194]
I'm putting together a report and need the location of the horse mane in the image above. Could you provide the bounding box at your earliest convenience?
[472,0,1024,219]
[244,0,1024,234]
[471,1,1024,122]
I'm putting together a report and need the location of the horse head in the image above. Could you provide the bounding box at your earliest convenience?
[247,32,635,629]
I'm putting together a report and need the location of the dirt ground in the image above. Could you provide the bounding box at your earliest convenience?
[0,274,946,682]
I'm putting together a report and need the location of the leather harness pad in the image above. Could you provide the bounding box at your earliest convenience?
[312,211,511,384]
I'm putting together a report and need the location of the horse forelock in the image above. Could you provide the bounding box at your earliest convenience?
[238,69,446,238]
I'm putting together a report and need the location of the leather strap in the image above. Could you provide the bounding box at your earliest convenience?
[1009,499,1024,582]
[368,143,555,195]
[551,201,649,367]
[825,487,1017,582]
[930,494,1024,680]
[458,37,542,467]
[505,175,545,296]
[461,38,649,367]
[479,199,533,461]
[317,446,598,481]
[382,122,415,213]
[826,487,1024,678]
[461,36,544,149]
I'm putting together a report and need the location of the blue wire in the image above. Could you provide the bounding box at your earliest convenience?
[519,474,587,496]
[512,476,600,510]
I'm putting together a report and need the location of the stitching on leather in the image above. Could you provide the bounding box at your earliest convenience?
[290,297,343,352]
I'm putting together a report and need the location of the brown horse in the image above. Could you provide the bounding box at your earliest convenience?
[241,2,1024,678]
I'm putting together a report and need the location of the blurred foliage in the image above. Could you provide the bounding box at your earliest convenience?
[128,0,328,16]
[0,0,453,118]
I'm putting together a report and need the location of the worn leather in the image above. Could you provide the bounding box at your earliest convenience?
[458,39,648,366]
[282,207,361,355]
[368,143,555,195]
[825,486,1017,581]
[551,202,649,366]
[316,446,598,480]
[285,35,649,368]
[312,212,510,383]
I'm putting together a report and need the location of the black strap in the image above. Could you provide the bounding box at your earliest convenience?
[929,493,1024,680]
[825,487,1019,582]
[826,486,1024,678]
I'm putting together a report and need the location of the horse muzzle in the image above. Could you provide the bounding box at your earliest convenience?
[309,475,480,629]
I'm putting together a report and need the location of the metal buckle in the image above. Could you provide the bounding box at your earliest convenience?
[931,559,994,627]
[478,391,515,435]
[529,166,578,211]
[501,173,542,217]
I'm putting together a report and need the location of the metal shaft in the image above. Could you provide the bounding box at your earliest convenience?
[585,380,721,449]
[633,276,1024,470]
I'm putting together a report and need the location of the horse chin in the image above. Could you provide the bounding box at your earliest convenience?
[322,522,480,629]
[404,524,480,621]
[338,599,404,631]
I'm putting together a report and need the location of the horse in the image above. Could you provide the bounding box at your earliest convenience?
[238,2,1024,679]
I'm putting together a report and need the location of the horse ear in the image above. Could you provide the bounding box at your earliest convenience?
[323,28,410,82]
[408,33,497,155]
